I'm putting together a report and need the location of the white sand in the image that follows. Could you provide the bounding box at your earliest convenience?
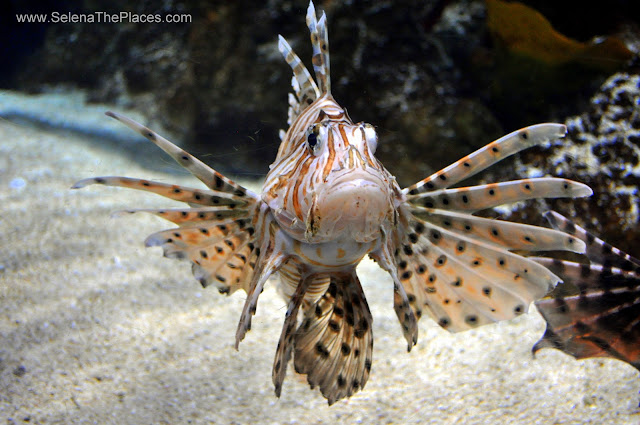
[1,95,638,424]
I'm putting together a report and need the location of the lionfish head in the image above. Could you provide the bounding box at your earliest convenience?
[263,3,397,245]
[291,101,395,244]
[266,96,395,244]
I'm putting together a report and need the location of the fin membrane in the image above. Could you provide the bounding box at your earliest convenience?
[293,271,373,405]
[395,123,591,333]
[531,212,640,370]
[72,112,262,297]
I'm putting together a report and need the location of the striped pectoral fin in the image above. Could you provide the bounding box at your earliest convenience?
[530,250,640,369]
[404,123,566,195]
[294,270,373,405]
[408,178,592,212]
[544,211,640,272]
[102,111,258,199]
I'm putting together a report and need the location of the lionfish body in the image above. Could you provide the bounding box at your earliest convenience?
[74,2,593,404]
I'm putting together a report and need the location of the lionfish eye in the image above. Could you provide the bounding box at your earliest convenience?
[306,125,322,155]
[307,132,318,148]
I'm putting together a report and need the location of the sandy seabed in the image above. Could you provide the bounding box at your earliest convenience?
[1,92,639,424]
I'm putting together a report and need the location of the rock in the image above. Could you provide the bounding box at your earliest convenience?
[503,72,640,258]
[4,0,638,186]
[1,0,504,185]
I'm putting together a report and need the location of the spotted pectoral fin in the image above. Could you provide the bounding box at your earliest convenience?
[100,111,258,200]
[407,178,592,212]
[404,123,567,195]
[391,206,564,332]
[116,206,259,295]
[74,181,260,296]
[293,270,373,405]
[72,111,266,296]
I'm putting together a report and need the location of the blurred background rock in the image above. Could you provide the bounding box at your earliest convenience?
[2,0,640,254]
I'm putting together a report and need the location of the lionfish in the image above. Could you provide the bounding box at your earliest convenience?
[532,212,640,370]
[73,2,594,404]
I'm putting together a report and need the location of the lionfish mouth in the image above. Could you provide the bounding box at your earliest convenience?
[312,171,392,242]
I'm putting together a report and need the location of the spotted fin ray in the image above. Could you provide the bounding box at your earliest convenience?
[97,112,257,198]
[531,212,640,370]
[392,125,592,333]
[72,112,261,296]
[404,124,567,195]
[278,35,320,126]
[305,1,330,94]
[73,177,250,209]
[277,0,330,129]
[408,178,591,212]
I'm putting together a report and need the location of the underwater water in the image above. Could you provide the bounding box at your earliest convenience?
[2,0,640,423]
[1,90,639,424]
